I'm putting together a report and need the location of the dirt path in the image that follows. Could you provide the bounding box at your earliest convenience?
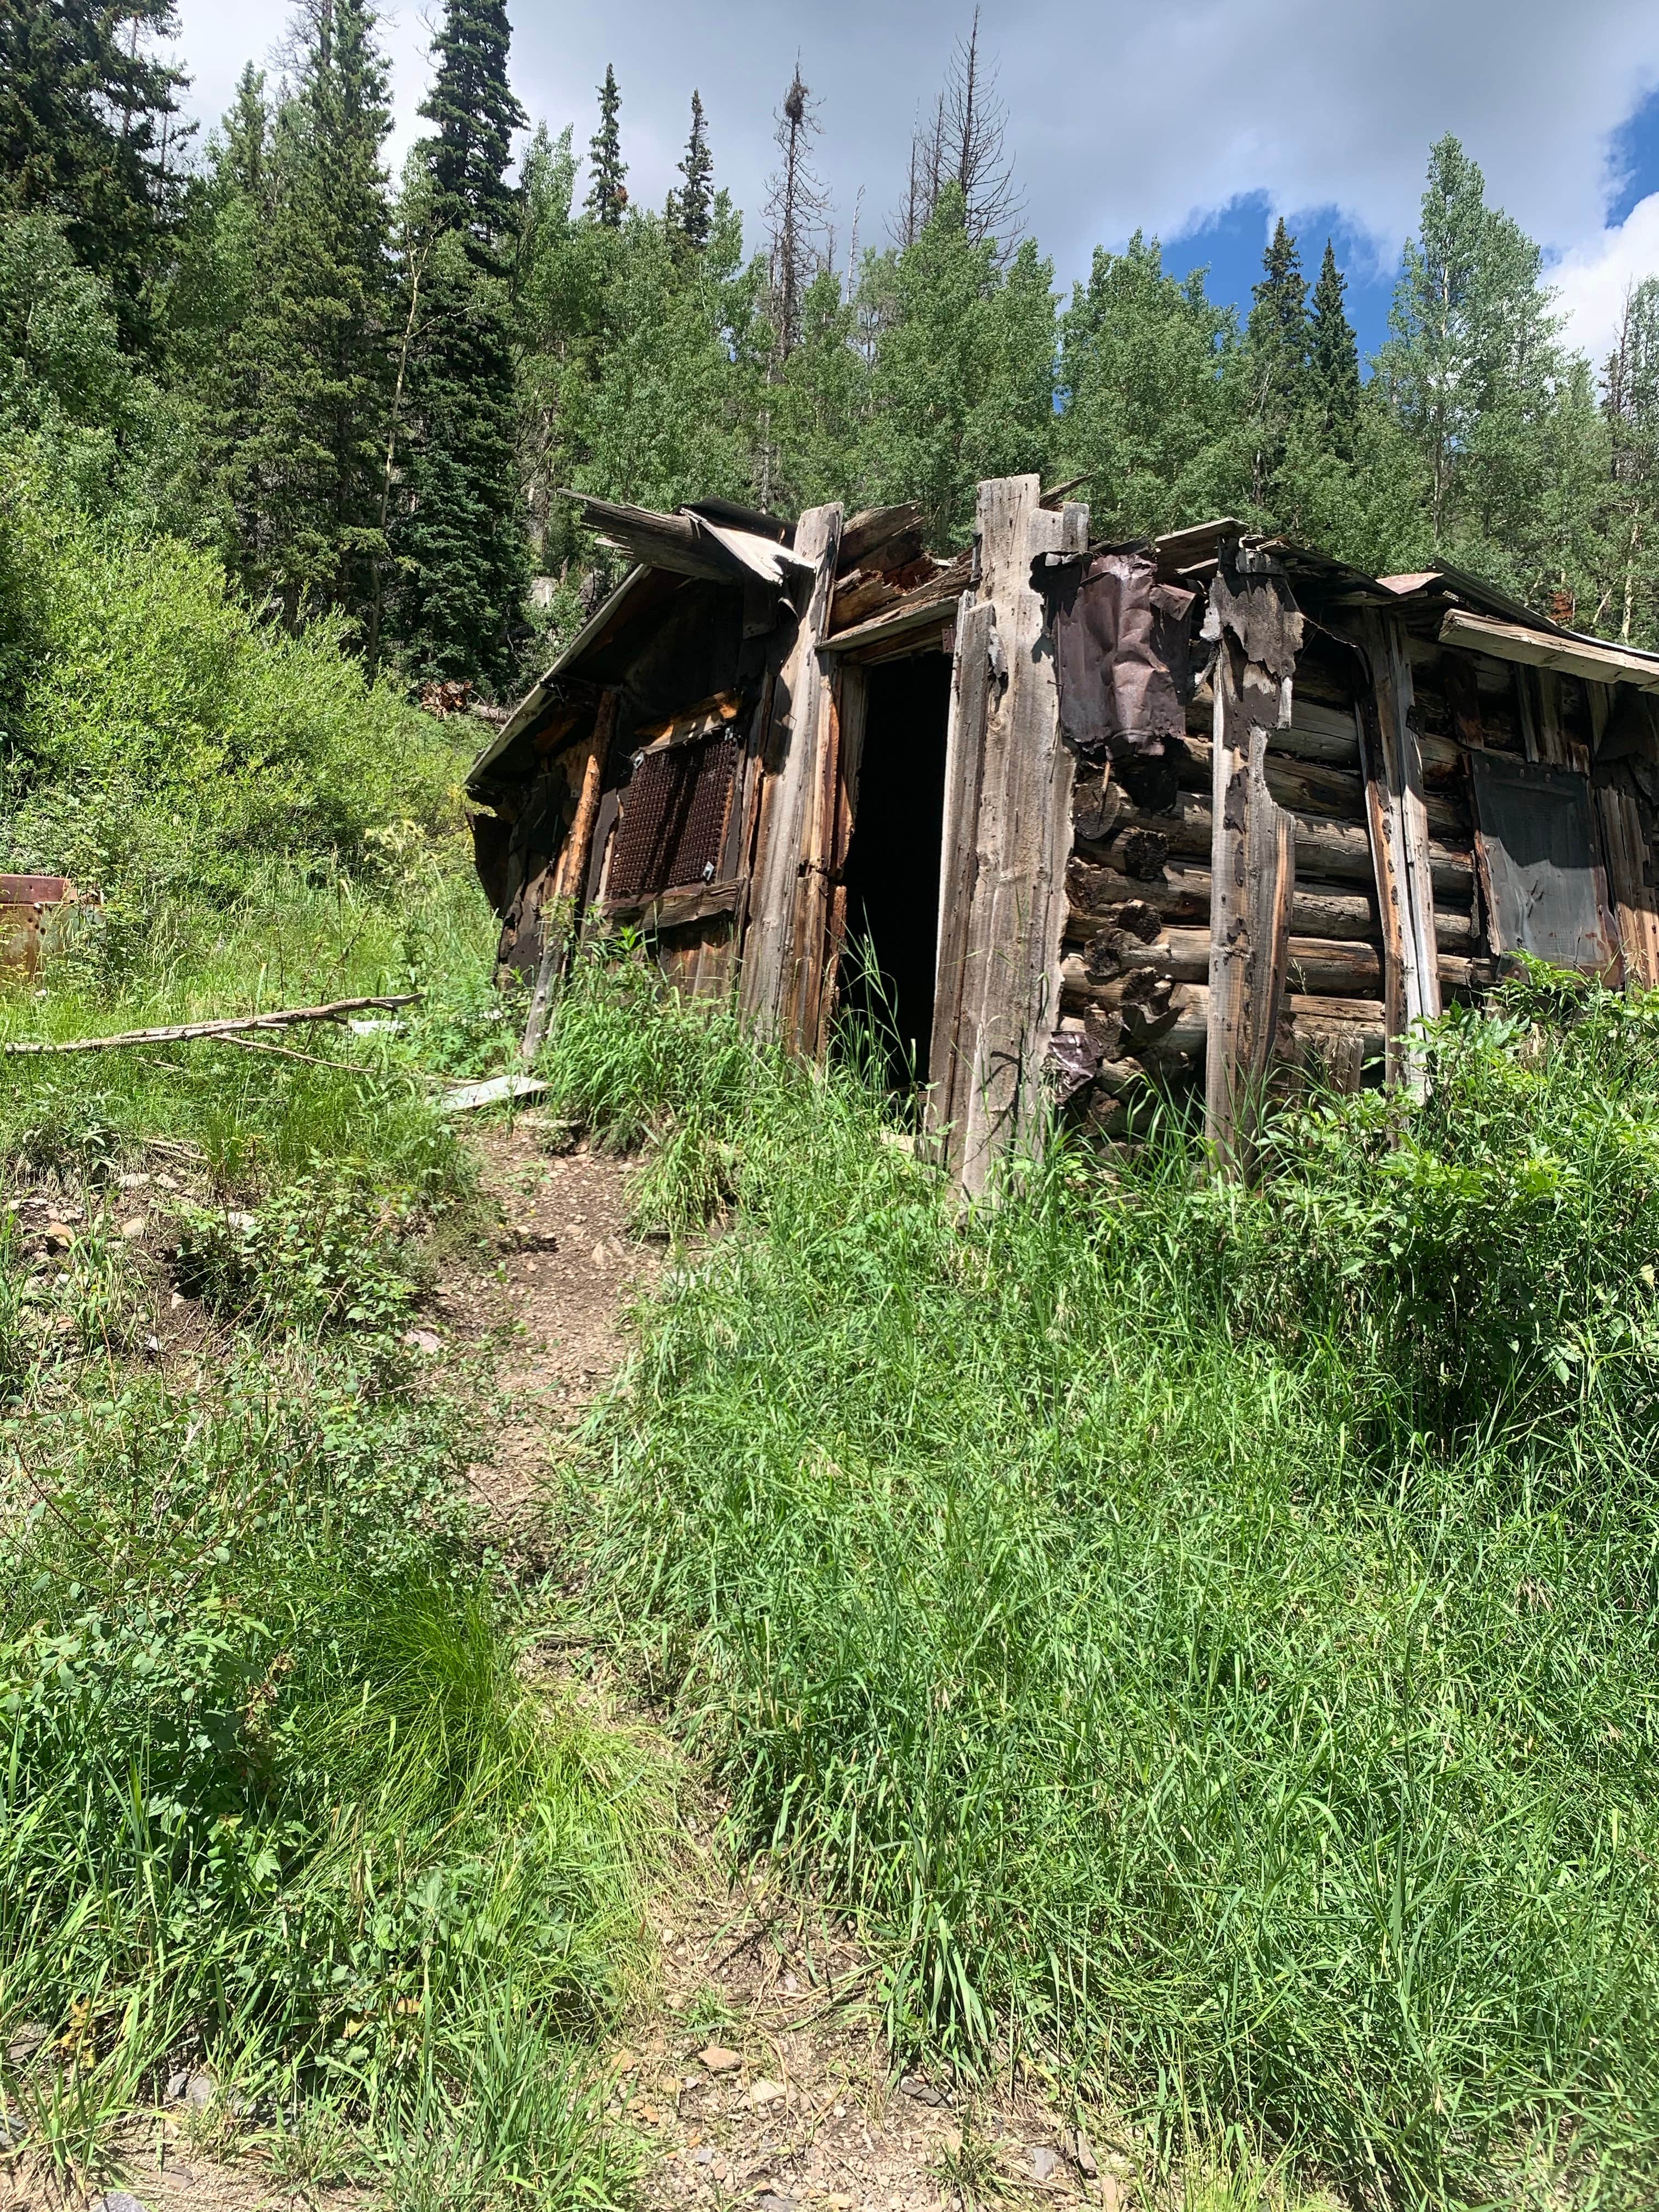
[430,1113,664,1527]
[445,1115,1121,2212]
[46,1114,1119,2212]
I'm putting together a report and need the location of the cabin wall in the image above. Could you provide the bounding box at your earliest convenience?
[1056,603,1396,1131]
[1054,585,1659,1142]
[1052,590,1491,1135]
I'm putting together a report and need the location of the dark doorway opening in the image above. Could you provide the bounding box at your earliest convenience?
[838,651,953,1091]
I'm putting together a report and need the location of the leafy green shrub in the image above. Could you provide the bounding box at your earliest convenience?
[173,1176,419,1338]
[0,455,469,916]
[1193,969,1659,1443]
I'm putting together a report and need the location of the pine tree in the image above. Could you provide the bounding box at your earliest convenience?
[670,90,713,253]
[1243,216,1309,511]
[0,0,190,350]
[1600,280,1659,644]
[391,0,528,684]
[585,64,626,227]
[1308,238,1360,451]
[219,0,394,628]
[221,63,269,200]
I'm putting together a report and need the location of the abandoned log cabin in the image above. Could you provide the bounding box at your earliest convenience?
[466,476,1659,1190]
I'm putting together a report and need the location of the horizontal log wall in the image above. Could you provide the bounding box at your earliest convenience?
[1058,628,1486,1132]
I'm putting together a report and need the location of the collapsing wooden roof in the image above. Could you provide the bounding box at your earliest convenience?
[469,481,1659,1189]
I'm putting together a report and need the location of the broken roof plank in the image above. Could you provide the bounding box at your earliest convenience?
[837,503,924,571]
[819,566,972,654]
[1438,607,1659,693]
[560,490,812,589]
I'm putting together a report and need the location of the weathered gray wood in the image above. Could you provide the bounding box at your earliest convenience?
[927,597,995,1149]
[1202,560,1300,1173]
[522,689,616,1060]
[837,503,925,572]
[935,477,1077,1195]
[1597,781,1659,988]
[738,504,844,1041]
[1353,611,1441,1089]
[1081,794,1475,896]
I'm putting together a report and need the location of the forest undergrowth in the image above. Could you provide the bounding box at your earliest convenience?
[0,865,664,2212]
[541,950,1659,2212]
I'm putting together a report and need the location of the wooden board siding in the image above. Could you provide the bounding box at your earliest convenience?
[927,597,995,1159]
[1598,780,1659,988]
[738,504,844,1046]
[1353,610,1441,1089]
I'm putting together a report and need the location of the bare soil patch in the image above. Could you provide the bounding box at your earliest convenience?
[427,1111,662,1527]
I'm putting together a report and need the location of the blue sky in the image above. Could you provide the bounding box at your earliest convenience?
[171,0,1659,369]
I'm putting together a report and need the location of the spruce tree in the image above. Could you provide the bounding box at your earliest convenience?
[0,0,190,350]
[218,0,393,628]
[221,63,269,200]
[1308,238,1360,451]
[1243,216,1310,511]
[585,64,626,227]
[391,0,528,684]
[670,90,713,252]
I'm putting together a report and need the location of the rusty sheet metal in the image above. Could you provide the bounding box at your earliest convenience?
[1,875,70,976]
[1049,549,1196,760]
[605,731,738,906]
[1206,559,1304,678]
[1468,754,1621,975]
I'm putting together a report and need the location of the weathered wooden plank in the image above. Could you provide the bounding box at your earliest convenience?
[1353,611,1442,1089]
[737,504,844,1042]
[790,676,847,1056]
[1596,782,1659,989]
[1439,606,1659,694]
[1203,558,1300,1172]
[934,476,1077,1194]
[926,597,995,1153]
[521,689,616,1059]
[837,503,924,572]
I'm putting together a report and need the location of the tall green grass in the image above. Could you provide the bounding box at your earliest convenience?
[0,853,512,1193]
[547,949,1659,2209]
[1,878,657,2207]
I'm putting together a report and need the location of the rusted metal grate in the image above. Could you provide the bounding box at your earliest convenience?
[606,732,738,905]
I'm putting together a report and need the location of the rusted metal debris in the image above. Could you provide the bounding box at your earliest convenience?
[2,874,82,977]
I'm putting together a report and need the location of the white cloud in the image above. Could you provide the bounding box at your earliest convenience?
[167,0,1659,306]
[1551,194,1659,365]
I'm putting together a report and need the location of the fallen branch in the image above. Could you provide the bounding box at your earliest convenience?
[215,1034,379,1074]
[2,994,420,1057]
